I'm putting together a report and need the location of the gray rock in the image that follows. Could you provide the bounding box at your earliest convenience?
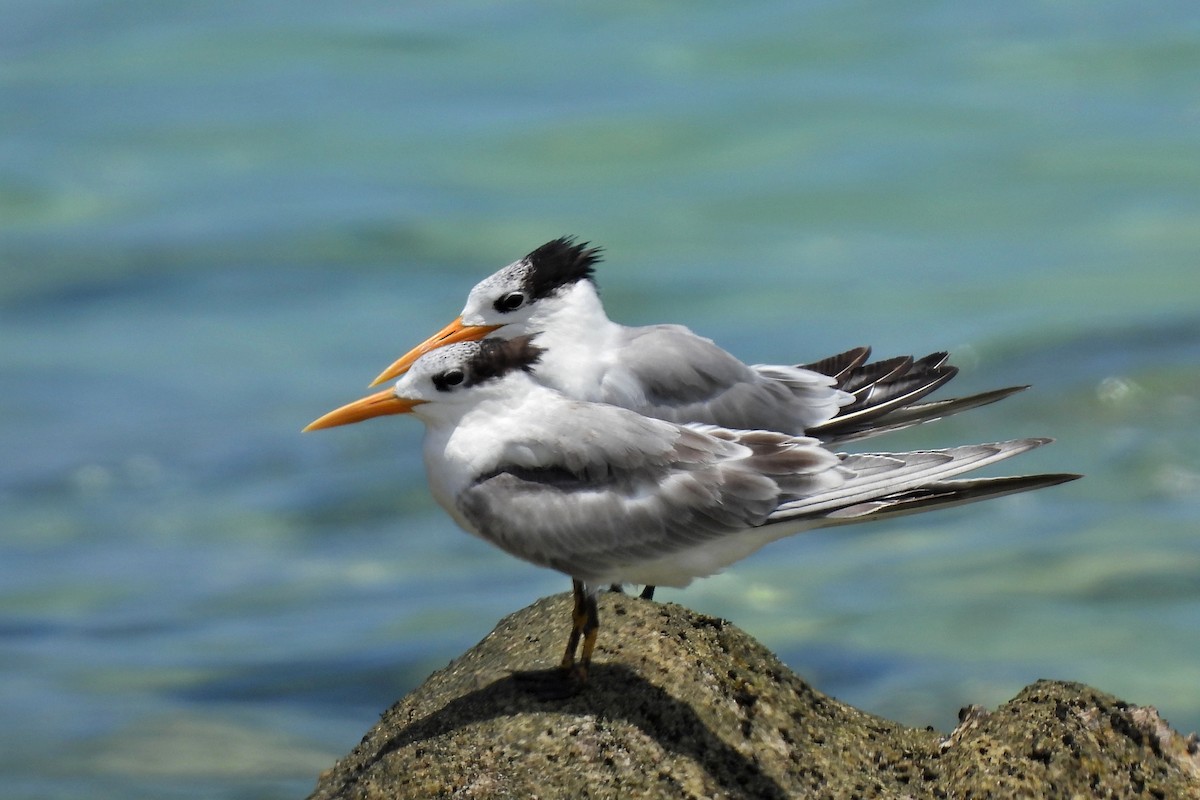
[309,592,1200,799]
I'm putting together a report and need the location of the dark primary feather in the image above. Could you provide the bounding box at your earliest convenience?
[819,473,1081,522]
[799,346,871,384]
[839,354,923,395]
[815,385,1030,446]
[800,346,1026,446]
[849,352,954,404]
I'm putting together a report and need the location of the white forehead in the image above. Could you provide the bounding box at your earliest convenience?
[462,260,529,313]
[410,341,477,377]
[395,342,480,395]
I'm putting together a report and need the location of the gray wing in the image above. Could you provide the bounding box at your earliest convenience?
[456,422,843,583]
[598,324,846,434]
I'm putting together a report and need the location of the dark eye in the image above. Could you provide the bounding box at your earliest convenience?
[433,369,465,391]
[494,292,525,313]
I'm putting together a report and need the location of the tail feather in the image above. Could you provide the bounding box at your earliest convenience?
[819,473,1082,524]
[771,438,1057,521]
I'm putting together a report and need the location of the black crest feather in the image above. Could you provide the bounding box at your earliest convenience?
[521,237,602,299]
[464,335,545,387]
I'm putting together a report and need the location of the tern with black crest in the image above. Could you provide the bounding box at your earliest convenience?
[370,237,1026,447]
[306,337,1078,691]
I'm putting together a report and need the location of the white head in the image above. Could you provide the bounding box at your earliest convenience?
[304,337,545,431]
[459,237,602,328]
[369,237,601,386]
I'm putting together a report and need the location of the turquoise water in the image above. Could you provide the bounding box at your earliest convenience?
[3,3,1199,797]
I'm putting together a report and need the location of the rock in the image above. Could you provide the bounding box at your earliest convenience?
[308,592,1200,799]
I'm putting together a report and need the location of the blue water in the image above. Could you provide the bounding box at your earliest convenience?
[3,3,1199,797]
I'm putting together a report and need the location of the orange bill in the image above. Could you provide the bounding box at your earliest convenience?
[369,316,502,387]
[303,389,426,432]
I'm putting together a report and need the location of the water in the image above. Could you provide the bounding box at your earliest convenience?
[3,2,1198,797]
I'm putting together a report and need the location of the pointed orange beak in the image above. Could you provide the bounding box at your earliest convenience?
[369,316,502,387]
[303,389,427,432]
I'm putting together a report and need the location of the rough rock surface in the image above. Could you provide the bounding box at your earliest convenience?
[309,592,1200,799]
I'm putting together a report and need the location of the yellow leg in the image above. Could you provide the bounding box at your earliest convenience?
[559,579,588,671]
[576,592,600,681]
[514,580,599,698]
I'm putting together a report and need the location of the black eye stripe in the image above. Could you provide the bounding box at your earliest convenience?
[426,337,544,392]
[493,291,525,313]
[432,368,466,391]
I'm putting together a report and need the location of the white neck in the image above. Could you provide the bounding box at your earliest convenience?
[416,378,566,518]
[518,281,622,401]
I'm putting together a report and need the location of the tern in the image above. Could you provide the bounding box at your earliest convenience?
[306,337,1079,690]
[369,237,1026,447]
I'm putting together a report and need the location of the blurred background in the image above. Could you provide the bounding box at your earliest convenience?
[3,2,1198,798]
